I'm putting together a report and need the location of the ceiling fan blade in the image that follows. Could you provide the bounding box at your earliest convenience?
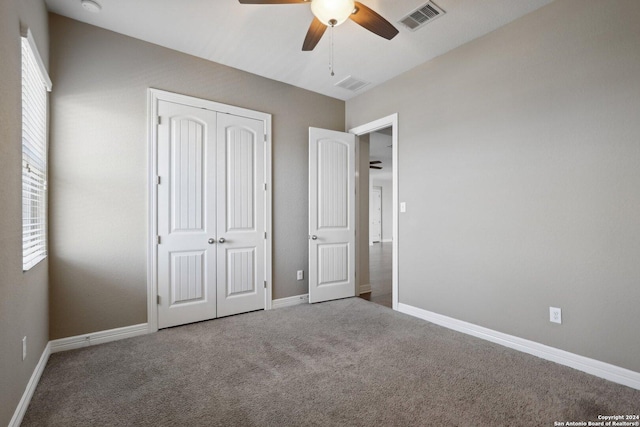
[370,165,383,169]
[370,160,382,164]
[238,0,307,4]
[302,17,327,51]
[350,1,399,40]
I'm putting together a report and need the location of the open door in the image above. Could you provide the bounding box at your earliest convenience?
[308,127,356,303]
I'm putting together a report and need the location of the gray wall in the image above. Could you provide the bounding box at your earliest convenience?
[0,0,49,424]
[48,14,344,339]
[357,135,370,292]
[346,0,640,373]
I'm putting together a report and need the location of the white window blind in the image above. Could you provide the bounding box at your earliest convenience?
[22,32,51,271]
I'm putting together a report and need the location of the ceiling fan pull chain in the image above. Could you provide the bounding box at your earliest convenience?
[330,24,335,77]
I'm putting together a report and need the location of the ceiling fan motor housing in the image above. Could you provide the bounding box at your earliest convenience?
[310,0,355,27]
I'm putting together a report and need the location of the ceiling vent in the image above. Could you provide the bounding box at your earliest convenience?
[335,75,370,92]
[398,1,445,31]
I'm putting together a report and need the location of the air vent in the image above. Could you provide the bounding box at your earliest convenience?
[398,1,445,31]
[335,75,370,92]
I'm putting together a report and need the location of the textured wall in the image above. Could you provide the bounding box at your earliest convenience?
[0,0,49,424]
[346,0,640,372]
[48,14,344,339]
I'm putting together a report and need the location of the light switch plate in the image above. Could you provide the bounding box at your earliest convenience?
[400,202,406,213]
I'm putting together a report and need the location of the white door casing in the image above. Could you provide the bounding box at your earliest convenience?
[308,127,356,304]
[370,186,382,243]
[150,89,272,331]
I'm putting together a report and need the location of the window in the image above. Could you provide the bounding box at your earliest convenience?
[21,31,51,271]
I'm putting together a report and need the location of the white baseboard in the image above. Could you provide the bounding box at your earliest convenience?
[397,303,640,390]
[359,284,372,295]
[272,294,309,309]
[9,342,51,427]
[50,323,149,353]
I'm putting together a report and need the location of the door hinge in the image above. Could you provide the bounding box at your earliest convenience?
[157,236,161,244]
[157,295,161,305]
[264,280,267,289]
[264,231,267,239]
[264,134,267,142]
[264,183,267,191]
[156,176,161,185]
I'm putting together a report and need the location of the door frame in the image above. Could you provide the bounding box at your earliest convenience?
[349,114,399,310]
[146,88,273,333]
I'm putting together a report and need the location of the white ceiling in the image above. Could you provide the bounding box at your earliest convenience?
[44,0,554,101]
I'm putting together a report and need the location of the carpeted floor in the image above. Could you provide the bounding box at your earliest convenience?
[23,298,639,426]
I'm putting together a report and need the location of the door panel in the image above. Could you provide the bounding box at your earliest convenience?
[216,114,265,317]
[170,251,205,304]
[158,101,217,328]
[309,127,355,303]
[318,243,349,286]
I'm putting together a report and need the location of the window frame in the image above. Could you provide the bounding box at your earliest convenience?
[21,29,52,272]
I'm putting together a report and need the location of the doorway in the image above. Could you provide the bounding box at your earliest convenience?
[365,129,393,308]
[350,114,398,310]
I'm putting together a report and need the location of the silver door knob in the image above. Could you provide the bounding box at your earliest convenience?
[208,238,215,244]
[218,237,226,243]
[311,235,318,240]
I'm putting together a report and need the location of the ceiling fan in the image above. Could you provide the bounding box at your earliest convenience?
[238,0,399,51]
[370,160,382,169]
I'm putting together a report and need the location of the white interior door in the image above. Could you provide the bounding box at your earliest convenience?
[370,186,382,243]
[216,113,266,317]
[157,100,218,329]
[308,127,356,303]
[157,99,266,328]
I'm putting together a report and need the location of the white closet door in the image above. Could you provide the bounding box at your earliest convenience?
[157,100,217,329]
[216,113,266,317]
[308,127,356,303]
[157,100,267,328]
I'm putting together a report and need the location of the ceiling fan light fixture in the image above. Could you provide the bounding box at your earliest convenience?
[310,0,355,27]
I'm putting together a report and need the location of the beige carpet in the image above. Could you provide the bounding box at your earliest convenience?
[23,298,639,426]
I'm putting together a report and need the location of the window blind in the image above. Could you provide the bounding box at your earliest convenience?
[22,34,50,271]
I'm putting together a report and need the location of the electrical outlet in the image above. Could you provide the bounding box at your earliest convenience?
[549,307,562,324]
[297,270,304,281]
[22,336,27,361]
[400,202,407,213]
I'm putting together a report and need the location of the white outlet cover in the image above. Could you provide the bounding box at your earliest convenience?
[549,307,562,324]
[400,202,407,213]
